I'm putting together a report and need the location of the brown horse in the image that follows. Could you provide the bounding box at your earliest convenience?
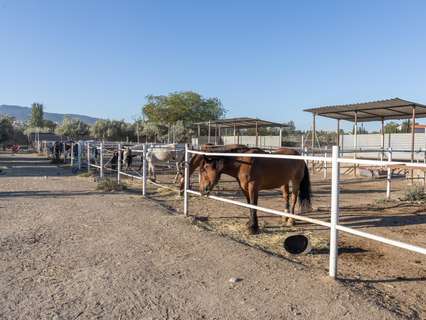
[198,147,311,234]
[179,144,249,192]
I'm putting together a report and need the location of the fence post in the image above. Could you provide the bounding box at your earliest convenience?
[386,147,392,199]
[117,143,121,184]
[329,145,340,278]
[142,143,147,196]
[323,146,328,179]
[70,142,74,167]
[100,142,104,178]
[87,142,91,173]
[78,142,81,171]
[63,143,67,163]
[183,144,189,216]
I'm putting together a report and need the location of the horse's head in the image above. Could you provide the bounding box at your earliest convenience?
[199,156,224,195]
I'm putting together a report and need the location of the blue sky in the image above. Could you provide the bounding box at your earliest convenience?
[1,0,426,130]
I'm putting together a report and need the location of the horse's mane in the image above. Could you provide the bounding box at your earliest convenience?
[199,144,250,153]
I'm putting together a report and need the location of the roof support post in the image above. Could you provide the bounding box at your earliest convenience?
[411,106,416,181]
[353,111,358,176]
[218,125,221,145]
[336,119,340,148]
[381,117,385,161]
[255,121,259,147]
[279,126,283,147]
[233,123,236,144]
[312,113,316,156]
[215,124,218,145]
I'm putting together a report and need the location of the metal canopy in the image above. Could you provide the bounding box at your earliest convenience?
[304,98,426,122]
[194,117,287,129]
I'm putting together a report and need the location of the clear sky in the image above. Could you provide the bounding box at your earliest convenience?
[1,0,426,130]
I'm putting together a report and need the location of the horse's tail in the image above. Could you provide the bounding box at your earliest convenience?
[298,163,312,212]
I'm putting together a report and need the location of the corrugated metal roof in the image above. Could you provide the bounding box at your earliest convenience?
[304,98,426,122]
[193,117,287,128]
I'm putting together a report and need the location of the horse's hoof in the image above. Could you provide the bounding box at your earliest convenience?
[247,225,260,235]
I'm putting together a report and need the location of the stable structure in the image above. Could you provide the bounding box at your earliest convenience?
[304,98,426,164]
[193,117,288,147]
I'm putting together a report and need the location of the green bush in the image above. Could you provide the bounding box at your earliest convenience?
[402,185,426,202]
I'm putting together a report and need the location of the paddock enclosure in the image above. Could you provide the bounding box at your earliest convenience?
[31,99,426,317]
[46,134,423,313]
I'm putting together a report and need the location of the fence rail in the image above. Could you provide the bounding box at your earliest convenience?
[81,141,426,279]
[183,145,426,278]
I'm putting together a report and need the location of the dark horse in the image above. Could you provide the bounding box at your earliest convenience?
[198,147,312,234]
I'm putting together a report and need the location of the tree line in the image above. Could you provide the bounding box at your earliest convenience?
[0,91,226,145]
[1,91,417,147]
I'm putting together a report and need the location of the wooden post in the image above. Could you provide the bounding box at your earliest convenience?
[336,119,340,148]
[218,125,221,145]
[208,121,211,143]
[353,111,358,176]
[279,126,283,147]
[312,113,316,156]
[233,123,236,144]
[381,118,385,162]
[255,121,259,147]
[411,106,416,181]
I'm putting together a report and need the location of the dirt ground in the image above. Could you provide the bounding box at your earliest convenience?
[0,152,425,319]
[133,161,426,319]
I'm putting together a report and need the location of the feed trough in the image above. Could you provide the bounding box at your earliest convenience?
[283,233,311,255]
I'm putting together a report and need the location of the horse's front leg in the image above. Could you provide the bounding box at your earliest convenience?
[287,184,299,227]
[151,164,156,182]
[281,184,290,224]
[173,161,181,184]
[246,183,260,234]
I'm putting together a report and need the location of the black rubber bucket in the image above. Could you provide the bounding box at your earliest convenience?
[283,234,311,255]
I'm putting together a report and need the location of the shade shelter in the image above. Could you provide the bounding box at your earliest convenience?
[193,117,288,147]
[304,98,426,164]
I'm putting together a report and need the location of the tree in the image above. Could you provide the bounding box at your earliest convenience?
[30,103,44,128]
[142,122,160,142]
[400,120,415,133]
[43,119,57,132]
[142,91,226,126]
[90,120,109,140]
[90,119,135,141]
[384,121,399,134]
[56,117,90,139]
[0,116,14,144]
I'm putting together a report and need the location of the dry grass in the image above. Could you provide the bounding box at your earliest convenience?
[96,178,127,192]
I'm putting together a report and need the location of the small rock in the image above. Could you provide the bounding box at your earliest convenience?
[229,277,242,283]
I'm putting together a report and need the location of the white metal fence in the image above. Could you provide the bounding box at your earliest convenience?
[83,141,426,278]
[182,146,426,278]
[86,142,183,196]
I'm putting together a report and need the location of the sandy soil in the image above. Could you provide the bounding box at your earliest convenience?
[0,153,424,319]
[135,162,426,319]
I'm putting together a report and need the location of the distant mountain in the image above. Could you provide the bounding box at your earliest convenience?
[0,104,100,125]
